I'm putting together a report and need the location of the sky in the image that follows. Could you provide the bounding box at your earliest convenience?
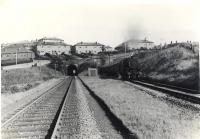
[0,0,199,47]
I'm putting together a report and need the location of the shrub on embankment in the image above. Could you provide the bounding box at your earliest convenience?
[135,43,199,90]
[1,66,63,93]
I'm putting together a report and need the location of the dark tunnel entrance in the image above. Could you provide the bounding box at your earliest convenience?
[67,64,78,76]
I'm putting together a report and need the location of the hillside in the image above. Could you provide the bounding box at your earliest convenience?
[135,43,199,90]
[1,66,63,94]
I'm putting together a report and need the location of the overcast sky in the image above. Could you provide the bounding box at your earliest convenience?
[0,0,199,47]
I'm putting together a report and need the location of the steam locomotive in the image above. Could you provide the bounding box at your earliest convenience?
[98,57,140,80]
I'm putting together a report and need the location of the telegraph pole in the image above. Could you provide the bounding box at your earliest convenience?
[124,43,127,58]
[62,65,65,76]
[16,49,18,65]
[108,53,110,64]
[55,63,57,74]
[39,61,41,72]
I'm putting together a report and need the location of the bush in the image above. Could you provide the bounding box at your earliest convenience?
[24,84,33,91]
[10,86,19,93]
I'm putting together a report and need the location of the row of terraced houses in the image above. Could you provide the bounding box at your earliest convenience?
[1,37,113,65]
[36,37,156,55]
[1,37,155,65]
[37,37,113,55]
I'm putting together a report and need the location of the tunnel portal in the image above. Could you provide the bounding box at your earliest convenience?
[67,64,78,76]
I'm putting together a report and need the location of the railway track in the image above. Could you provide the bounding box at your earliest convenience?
[132,80,200,104]
[1,77,73,139]
[1,76,102,139]
[51,77,101,138]
[138,80,199,94]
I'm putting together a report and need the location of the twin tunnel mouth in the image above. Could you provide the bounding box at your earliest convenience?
[67,64,78,76]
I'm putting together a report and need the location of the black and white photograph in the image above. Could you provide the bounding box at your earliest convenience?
[0,0,199,138]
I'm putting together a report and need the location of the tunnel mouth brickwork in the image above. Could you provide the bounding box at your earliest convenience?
[67,64,78,76]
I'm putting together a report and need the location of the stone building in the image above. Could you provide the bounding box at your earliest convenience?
[1,45,35,65]
[74,42,105,54]
[104,46,113,52]
[37,37,71,55]
[115,38,154,51]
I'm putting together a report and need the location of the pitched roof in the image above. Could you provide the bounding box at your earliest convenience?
[1,45,33,54]
[140,39,154,43]
[105,46,112,48]
[126,39,154,44]
[63,43,72,46]
[39,37,64,41]
[115,39,154,49]
[75,42,104,46]
[37,41,71,46]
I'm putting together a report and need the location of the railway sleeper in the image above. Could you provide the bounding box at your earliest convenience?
[15,117,53,122]
[2,128,48,134]
[9,122,53,127]
[60,121,80,127]
[2,131,47,139]
[1,135,45,139]
[22,113,55,117]
[57,127,80,135]
[24,110,58,114]
[13,119,53,125]
[4,124,50,130]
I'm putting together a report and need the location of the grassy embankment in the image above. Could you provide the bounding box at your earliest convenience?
[1,66,63,94]
[81,77,200,139]
[136,43,199,90]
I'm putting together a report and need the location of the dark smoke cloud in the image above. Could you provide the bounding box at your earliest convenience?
[124,23,147,42]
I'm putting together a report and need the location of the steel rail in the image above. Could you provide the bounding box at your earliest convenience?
[133,80,200,104]
[1,77,67,128]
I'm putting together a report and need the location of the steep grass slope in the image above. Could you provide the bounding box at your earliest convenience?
[137,44,199,90]
[1,66,63,93]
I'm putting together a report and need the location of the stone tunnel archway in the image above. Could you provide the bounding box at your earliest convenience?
[67,64,78,76]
